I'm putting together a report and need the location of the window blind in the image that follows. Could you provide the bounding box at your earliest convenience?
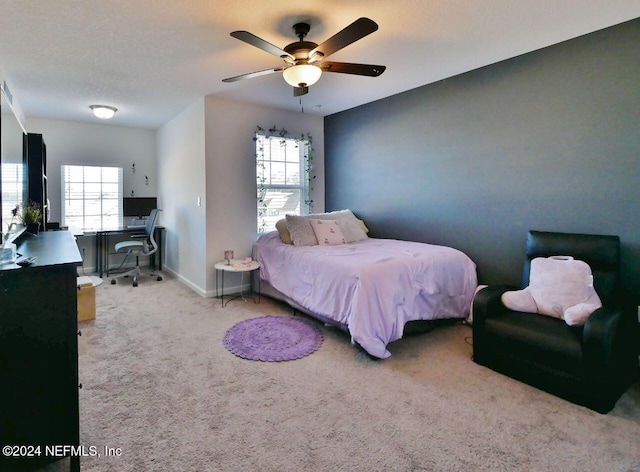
[1,163,24,231]
[61,165,123,230]
[256,134,309,232]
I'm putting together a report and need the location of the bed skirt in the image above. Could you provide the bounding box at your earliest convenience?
[253,271,350,332]
[252,271,449,340]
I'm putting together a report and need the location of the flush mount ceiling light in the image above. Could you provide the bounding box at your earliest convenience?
[90,105,117,119]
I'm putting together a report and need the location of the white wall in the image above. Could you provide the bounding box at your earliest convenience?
[19,98,324,297]
[203,96,324,296]
[156,99,207,294]
[27,117,156,273]
[27,117,157,223]
[1,109,24,164]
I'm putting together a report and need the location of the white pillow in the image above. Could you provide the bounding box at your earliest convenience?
[309,219,347,245]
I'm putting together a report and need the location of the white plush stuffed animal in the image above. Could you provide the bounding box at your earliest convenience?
[501,256,602,326]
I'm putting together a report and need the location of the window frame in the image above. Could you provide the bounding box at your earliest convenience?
[255,129,313,233]
[61,164,123,230]
[1,162,25,231]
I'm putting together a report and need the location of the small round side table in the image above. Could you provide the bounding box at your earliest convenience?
[214,259,261,307]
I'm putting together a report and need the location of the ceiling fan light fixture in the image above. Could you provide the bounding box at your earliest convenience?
[90,105,117,119]
[282,64,322,88]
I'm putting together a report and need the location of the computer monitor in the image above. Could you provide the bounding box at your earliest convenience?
[123,197,157,219]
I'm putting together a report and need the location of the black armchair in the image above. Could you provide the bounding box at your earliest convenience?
[473,230,638,413]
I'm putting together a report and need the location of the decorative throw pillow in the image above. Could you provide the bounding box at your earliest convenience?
[275,219,293,244]
[285,210,368,246]
[308,209,368,243]
[285,214,317,246]
[309,219,347,245]
[501,256,602,326]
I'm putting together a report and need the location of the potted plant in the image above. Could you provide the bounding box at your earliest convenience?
[22,201,42,235]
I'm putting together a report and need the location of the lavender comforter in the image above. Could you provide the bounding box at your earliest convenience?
[254,231,477,358]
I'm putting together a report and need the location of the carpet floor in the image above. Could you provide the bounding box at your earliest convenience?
[76,274,640,471]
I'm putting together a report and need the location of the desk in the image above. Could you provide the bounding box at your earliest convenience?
[95,226,165,278]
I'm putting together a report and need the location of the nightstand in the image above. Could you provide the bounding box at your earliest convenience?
[214,259,261,307]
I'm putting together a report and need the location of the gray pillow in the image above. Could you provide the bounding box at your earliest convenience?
[285,214,317,246]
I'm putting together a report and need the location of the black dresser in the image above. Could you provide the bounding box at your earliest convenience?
[0,231,82,471]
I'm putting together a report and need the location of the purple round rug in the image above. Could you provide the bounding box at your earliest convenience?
[223,315,323,362]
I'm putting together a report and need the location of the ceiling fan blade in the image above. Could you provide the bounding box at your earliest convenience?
[222,67,285,83]
[230,31,295,61]
[293,86,309,97]
[320,62,386,77]
[308,18,378,61]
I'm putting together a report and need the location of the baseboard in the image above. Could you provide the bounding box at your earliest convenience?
[76,253,95,275]
[161,265,207,297]
[76,261,152,279]
[209,282,253,299]
[77,265,96,275]
[159,265,253,299]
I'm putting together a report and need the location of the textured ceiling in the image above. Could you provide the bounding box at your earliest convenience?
[0,0,639,129]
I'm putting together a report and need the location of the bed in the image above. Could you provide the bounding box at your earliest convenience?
[252,212,477,359]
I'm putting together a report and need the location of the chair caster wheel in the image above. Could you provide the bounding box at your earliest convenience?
[133,281,138,287]
[111,279,116,285]
[157,276,163,281]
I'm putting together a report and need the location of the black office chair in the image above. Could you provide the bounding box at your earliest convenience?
[111,209,163,287]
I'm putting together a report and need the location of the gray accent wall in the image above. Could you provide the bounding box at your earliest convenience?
[325,18,640,292]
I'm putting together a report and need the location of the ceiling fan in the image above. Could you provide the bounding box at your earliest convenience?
[222,17,386,96]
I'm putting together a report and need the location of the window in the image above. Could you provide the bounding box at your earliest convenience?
[256,132,310,233]
[1,163,24,231]
[61,165,123,229]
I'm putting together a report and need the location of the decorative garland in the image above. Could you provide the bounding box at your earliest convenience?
[254,126,315,233]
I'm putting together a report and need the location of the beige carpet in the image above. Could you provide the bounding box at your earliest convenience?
[77,274,640,471]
